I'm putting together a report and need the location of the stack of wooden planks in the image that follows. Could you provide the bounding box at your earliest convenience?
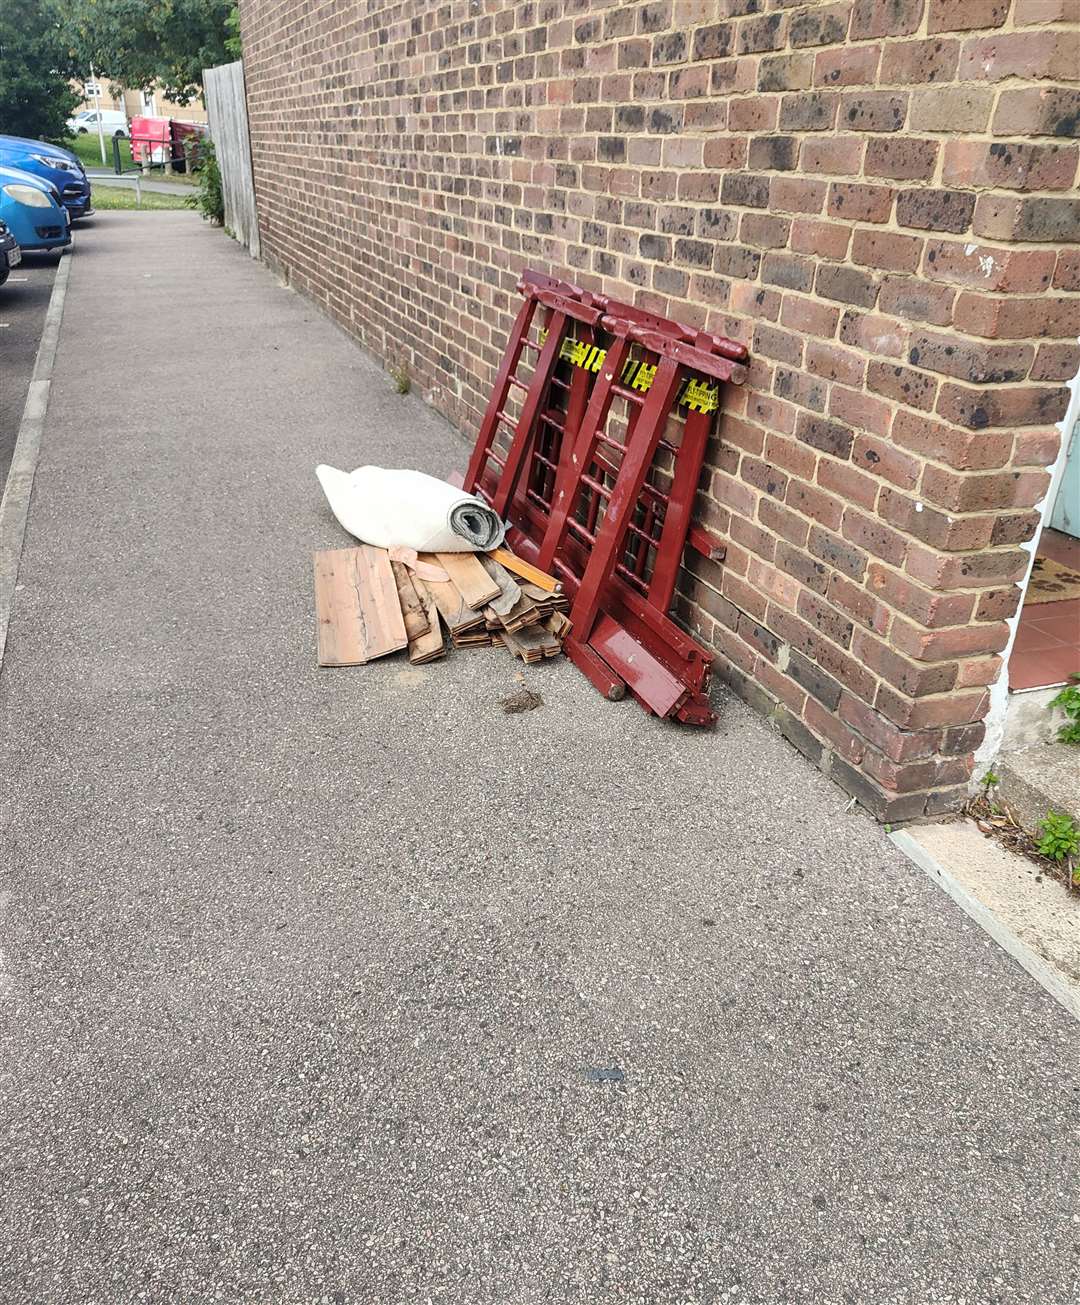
[313,544,570,669]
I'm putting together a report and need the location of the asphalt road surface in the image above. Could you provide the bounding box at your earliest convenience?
[0,250,60,493]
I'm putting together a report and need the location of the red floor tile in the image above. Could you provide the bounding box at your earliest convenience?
[1010,646,1080,691]
[1012,623,1068,655]
[1005,547,1080,689]
[1034,611,1080,643]
[1022,595,1080,621]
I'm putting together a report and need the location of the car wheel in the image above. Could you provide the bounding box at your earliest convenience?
[77,127,88,134]
[0,267,9,287]
[114,129,126,138]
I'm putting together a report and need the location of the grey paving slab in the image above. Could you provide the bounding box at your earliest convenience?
[0,212,1077,1305]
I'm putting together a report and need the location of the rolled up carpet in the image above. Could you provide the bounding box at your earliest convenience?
[316,464,506,553]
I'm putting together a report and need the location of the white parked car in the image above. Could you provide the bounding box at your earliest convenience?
[67,109,129,138]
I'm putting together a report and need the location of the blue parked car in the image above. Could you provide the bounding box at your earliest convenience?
[0,219,20,287]
[0,134,93,222]
[0,164,71,257]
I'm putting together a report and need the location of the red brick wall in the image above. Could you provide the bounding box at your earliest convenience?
[238,0,1080,819]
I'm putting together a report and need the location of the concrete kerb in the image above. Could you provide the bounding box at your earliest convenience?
[890,827,1080,1024]
[0,252,71,674]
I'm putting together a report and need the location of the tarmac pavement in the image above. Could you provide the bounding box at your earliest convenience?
[0,211,1077,1305]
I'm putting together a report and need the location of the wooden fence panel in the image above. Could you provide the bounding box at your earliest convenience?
[203,60,260,258]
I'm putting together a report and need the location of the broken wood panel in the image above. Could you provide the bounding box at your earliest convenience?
[406,587,446,668]
[414,567,484,633]
[511,624,559,659]
[436,552,502,609]
[314,547,408,666]
[499,592,546,631]
[391,560,431,641]
[498,627,536,662]
[408,586,446,664]
[478,554,523,617]
[521,581,568,610]
[545,611,573,639]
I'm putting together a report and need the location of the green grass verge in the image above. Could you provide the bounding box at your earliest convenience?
[90,185,190,211]
[66,132,133,171]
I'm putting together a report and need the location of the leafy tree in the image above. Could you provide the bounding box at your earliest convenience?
[225,5,242,59]
[0,0,80,141]
[62,0,233,106]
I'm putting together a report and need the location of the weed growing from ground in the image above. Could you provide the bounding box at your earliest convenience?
[1048,676,1080,745]
[1035,810,1080,864]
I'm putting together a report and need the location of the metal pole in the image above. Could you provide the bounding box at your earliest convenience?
[90,65,107,166]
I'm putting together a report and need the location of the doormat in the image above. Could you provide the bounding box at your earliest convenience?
[1026,554,1080,604]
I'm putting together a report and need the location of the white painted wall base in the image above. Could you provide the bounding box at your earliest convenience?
[974,354,1080,780]
[999,685,1071,755]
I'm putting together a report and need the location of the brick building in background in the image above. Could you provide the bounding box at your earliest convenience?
[236,0,1080,820]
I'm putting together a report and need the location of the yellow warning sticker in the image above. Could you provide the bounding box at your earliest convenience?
[537,329,720,411]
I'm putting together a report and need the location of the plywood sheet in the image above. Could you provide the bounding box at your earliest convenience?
[314,547,408,666]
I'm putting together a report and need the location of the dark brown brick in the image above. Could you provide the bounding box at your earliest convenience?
[937,383,1070,430]
[895,188,975,233]
[878,275,955,326]
[691,22,734,60]
[907,331,1033,384]
[748,135,799,171]
[863,136,938,181]
[741,212,793,250]
[720,172,771,208]
[790,2,852,48]
[779,91,839,132]
[943,140,1079,192]
[827,182,895,223]
[815,263,879,308]
[993,87,1080,139]
[774,708,825,767]
[879,37,960,85]
[928,0,1008,32]
[867,360,938,411]
[841,92,908,132]
[851,0,925,40]
[972,195,1080,244]
[757,54,813,92]
[826,755,931,822]
[796,412,855,459]
[761,252,815,292]
[736,12,787,55]
[850,229,923,274]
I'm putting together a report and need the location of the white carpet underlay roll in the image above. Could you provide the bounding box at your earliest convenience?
[316,465,506,553]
